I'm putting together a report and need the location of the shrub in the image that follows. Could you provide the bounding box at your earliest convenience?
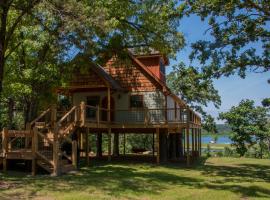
[224,146,234,157]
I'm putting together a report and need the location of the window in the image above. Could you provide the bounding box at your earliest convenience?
[86,96,100,118]
[130,95,144,108]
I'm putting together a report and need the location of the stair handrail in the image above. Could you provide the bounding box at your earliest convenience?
[57,106,77,126]
[30,107,51,128]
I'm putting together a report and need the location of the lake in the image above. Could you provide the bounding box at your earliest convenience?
[202,135,232,144]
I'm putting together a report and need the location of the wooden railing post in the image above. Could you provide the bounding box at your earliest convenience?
[25,123,31,149]
[51,104,57,129]
[72,140,78,169]
[80,101,86,126]
[156,128,160,164]
[108,128,112,161]
[74,106,78,123]
[2,128,8,172]
[144,108,149,125]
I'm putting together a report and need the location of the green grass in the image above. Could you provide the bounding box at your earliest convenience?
[202,143,232,150]
[1,157,270,200]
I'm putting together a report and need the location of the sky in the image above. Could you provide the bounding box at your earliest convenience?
[167,15,270,123]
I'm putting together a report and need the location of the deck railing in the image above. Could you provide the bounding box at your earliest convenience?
[84,104,201,126]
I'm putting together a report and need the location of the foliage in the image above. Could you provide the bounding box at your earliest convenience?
[0,0,186,128]
[167,62,221,130]
[205,144,211,157]
[223,146,235,157]
[219,99,269,157]
[183,0,270,78]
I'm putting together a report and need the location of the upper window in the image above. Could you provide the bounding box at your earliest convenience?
[130,95,144,108]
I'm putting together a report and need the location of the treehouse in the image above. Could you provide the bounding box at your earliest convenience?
[0,50,201,176]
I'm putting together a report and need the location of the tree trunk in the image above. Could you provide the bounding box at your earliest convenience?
[7,97,14,129]
[113,133,119,156]
[96,133,102,157]
[0,1,8,93]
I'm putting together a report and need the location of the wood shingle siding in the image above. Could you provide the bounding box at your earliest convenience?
[104,58,160,92]
[70,69,106,87]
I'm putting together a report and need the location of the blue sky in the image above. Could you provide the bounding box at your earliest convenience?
[167,15,270,123]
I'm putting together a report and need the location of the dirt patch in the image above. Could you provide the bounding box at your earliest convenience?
[0,181,17,190]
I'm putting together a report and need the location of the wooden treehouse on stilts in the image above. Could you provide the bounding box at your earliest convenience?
[0,50,201,175]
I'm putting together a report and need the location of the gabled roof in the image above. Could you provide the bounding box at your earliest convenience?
[127,50,187,107]
[90,62,123,91]
[57,54,123,92]
[128,48,169,65]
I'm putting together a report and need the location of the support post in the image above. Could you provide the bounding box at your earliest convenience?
[156,128,160,164]
[72,140,78,169]
[123,133,126,156]
[152,132,155,158]
[25,123,31,148]
[86,128,89,166]
[186,127,190,166]
[199,128,202,156]
[32,127,38,176]
[53,141,60,176]
[192,128,194,157]
[107,87,111,122]
[108,128,112,161]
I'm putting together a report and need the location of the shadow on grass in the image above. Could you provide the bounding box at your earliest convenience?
[0,158,270,199]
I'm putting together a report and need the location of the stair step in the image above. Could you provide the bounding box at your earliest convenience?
[37,160,53,173]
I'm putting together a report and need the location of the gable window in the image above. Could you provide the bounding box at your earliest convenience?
[130,95,144,108]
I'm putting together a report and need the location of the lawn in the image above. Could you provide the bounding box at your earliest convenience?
[0,157,270,200]
[202,143,232,150]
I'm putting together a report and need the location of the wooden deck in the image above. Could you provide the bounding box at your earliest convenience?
[0,102,202,175]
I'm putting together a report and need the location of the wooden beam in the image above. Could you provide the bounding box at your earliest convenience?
[186,127,190,166]
[123,133,126,156]
[108,128,112,161]
[156,128,160,164]
[72,140,78,169]
[107,87,111,122]
[86,128,89,166]
[80,101,86,126]
[199,128,202,156]
[52,141,60,176]
[152,132,155,158]
[195,129,197,156]
[32,128,38,176]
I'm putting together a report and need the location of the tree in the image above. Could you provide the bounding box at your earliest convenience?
[0,0,185,95]
[167,62,221,131]
[0,0,42,93]
[1,0,186,127]
[183,0,270,78]
[219,99,269,157]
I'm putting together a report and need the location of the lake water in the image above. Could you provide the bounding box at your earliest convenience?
[202,135,232,144]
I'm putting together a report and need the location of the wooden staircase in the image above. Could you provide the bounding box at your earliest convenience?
[0,105,81,175]
[32,105,80,175]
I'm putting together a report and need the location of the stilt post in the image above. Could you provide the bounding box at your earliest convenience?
[156,128,160,164]
[108,128,112,161]
[86,128,90,166]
